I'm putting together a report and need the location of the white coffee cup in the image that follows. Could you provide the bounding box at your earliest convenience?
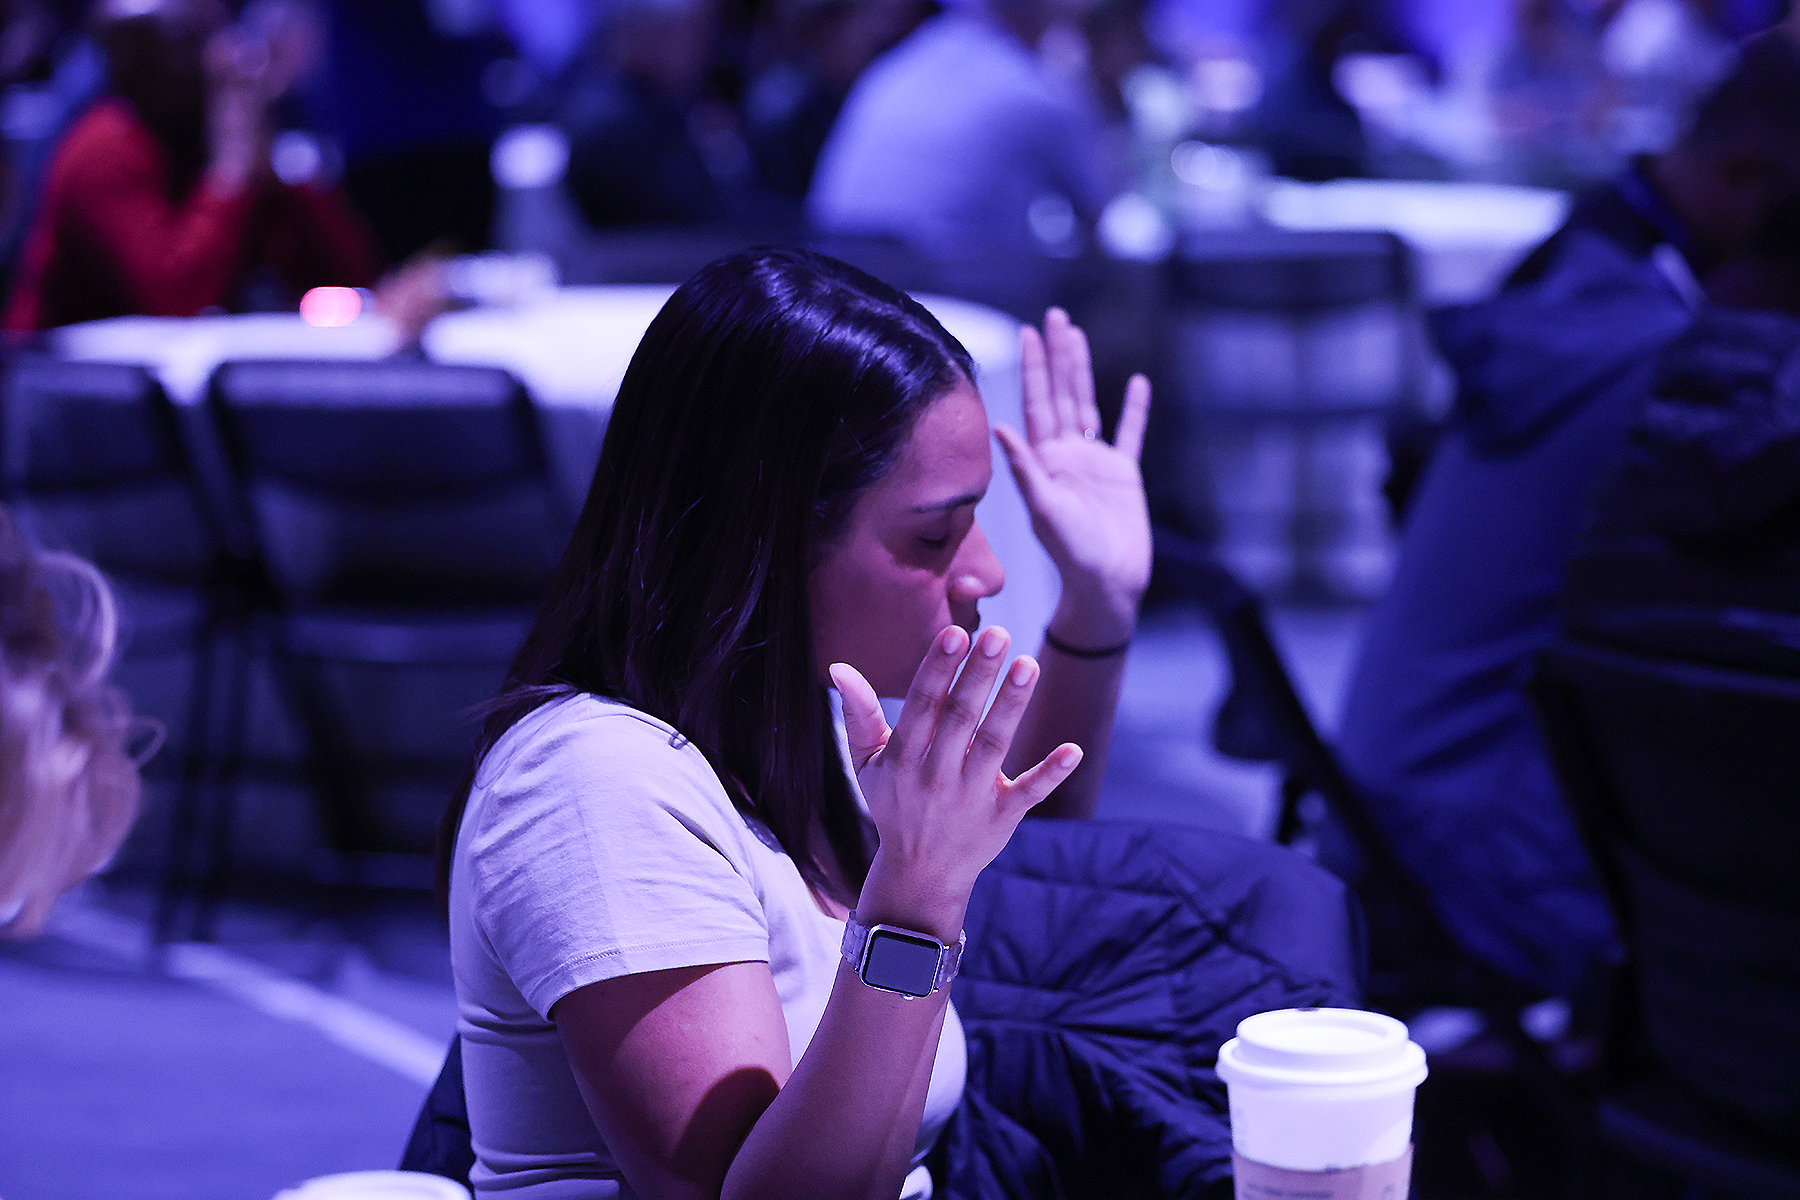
[1218,1007,1427,1186]
[272,1170,471,1199]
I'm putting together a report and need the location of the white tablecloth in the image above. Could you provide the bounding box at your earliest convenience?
[1259,179,1571,305]
[51,288,1058,653]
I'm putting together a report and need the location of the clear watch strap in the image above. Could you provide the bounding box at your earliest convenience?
[840,912,966,994]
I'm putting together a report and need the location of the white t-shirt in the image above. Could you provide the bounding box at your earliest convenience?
[449,692,966,1198]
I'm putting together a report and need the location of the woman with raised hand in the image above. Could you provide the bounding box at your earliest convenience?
[437,247,1356,1200]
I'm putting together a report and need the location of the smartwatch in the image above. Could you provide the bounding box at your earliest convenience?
[840,911,965,999]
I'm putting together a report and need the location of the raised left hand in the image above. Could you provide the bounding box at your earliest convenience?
[994,308,1152,643]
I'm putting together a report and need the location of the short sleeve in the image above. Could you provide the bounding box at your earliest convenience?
[464,699,771,1020]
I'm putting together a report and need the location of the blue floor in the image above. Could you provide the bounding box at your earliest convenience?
[0,601,1364,1200]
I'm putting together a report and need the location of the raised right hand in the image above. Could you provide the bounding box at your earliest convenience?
[830,625,1082,934]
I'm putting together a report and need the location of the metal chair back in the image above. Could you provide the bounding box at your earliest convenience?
[1531,637,1800,1192]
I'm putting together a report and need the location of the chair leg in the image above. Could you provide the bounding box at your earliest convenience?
[191,619,254,943]
[262,630,372,869]
[153,616,226,950]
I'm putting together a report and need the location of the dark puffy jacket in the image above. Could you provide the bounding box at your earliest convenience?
[1560,309,1800,1153]
[939,820,1363,1200]
[1567,307,1800,671]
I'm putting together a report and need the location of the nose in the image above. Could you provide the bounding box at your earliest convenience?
[948,520,1005,604]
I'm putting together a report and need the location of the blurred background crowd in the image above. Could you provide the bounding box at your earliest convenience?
[4,0,1792,304]
[7,0,1798,588]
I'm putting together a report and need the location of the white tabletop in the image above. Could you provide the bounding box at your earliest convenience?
[1259,178,1571,304]
[421,286,666,409]
[52,312,404,405]
[49,288,1058,652]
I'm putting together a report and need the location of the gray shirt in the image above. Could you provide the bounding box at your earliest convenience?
[808,12,1105,258]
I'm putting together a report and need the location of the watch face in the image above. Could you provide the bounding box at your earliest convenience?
[861,927,942,998]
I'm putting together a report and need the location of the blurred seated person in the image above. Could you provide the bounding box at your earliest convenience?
[1488,0,1617,188]
[0,0,106,303]
[1335,30,1800,1000]
[1556,263,1800,1157]
[0,508,142,939]
[557,0,736,229]
[3,0,378,332]
[1244,0,1372,181]
[742,0,930,202]
[807,0,1108,263]
[304,0,508,264]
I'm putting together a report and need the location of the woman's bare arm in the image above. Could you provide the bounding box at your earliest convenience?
[556,953,951,1200]
[554,627,1079,1200]
[997,311,1153,817]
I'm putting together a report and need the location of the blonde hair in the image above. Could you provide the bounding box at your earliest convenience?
[0,509,142,938]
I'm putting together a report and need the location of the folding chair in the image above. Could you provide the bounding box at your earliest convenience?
[1531,637,1800,1197]
[1163,229,1425,599]
[204,358,570,910]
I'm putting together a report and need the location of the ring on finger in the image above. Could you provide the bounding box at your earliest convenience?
[1082,427,1098,441]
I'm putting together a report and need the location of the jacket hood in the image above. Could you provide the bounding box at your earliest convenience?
[1627,307,1800,550]
[1432,225,1694,455]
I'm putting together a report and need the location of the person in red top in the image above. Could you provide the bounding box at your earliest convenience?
[4,0,378,331]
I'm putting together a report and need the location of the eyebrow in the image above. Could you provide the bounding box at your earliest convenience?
[909,491,985,514]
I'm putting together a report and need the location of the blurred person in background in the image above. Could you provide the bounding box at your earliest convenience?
[0,508,141,940]
[304,0,509,264]
[1335,29,1800,1001]
[1077,0,1154,127]
[1598,0,1736,158]
[1243,0,1374,180]
[1488,0,1618,187]
[1553,205,1800,1157]
[807,0,1109,271]
[558,0,744,228]
[742,0,931,204]
[493,0,598,94]
[1565,194,1800,670]
[0,0,105,304]
[3,0,378,331]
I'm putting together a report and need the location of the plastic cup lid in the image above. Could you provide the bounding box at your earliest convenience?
[1217,1007,1427,1089]
[271,1171,470,1200]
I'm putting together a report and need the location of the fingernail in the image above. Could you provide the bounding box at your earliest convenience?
[1009,657,1036,686]
[939,627,962,654]
[978,628,1005,657]
[1059,745,1084,768]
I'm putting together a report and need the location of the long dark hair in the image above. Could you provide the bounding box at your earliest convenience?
[437,247,974,902]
